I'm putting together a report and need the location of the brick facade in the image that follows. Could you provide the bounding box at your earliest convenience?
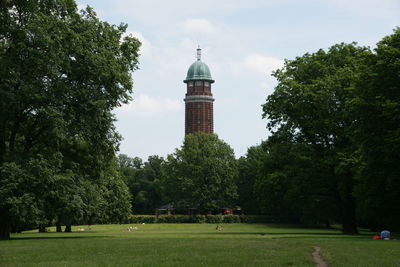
[184,81,214,135]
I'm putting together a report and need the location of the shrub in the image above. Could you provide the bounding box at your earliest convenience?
[223,215,241,223]
[192,215,206,223]
[128,214,289,224]
[239,215,291,223]
[157,215,189,223]
[128,215,156,224]
[206,215,223,224]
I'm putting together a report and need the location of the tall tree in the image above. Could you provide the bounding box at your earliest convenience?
[237,144,268,214]
[164,133,238,214]
[118,154,165,214]
[0,0,140,239]
[252,133,338,225]
[262,43,371,233]
[354,28,400,230]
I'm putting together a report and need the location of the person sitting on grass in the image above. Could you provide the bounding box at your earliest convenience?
[380,230,391,240]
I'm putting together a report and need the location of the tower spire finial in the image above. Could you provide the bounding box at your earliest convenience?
[196,46,201,61]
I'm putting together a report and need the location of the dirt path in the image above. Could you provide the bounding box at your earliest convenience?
[312,246,328,267]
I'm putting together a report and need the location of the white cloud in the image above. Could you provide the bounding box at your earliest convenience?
[181,19,217,34]
[76,0,398,160]
[327,0,400,17]
[241,54,284,76]
[111,0,278,25]
[124,31,153,58]
[154,38,198,77]
[117,94,182,117]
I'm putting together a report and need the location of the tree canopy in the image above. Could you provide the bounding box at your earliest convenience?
[163,133,238,213]
[250,28,400,233]
[0,0,140,239]
[118,154,165,214]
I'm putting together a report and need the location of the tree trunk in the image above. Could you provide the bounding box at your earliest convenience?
[38,225,46,233]
[0,215,11,240]
[56,223,62,233]
[0,126,6,163]
[341,198,358,234]
[64,224,71,232]
[325,220,331,229]
[340,175,358,234]
[331,163,358,235]
[11,223,18,233]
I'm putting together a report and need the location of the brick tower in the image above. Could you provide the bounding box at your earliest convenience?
[184,47,215,135]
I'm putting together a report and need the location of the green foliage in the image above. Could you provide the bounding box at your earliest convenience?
[163,132,238,213]
[353,28,400,230]
[193,215,207,224]
[99,160,132,224]
[221,214,241,223]
[118,154,165,214]
[127,215,288,224]
[205,215,224,224]
[237,145,268,214]
[0,0,140,239]
[0,162,40,237]
[261,42,371,233]
[253,28,400,232]
[128,215,157,224]
[238,215,292,223]
[156,215,206,223]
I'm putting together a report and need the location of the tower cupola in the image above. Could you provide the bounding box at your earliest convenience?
[183,47,215,135]
[184,47,214,83]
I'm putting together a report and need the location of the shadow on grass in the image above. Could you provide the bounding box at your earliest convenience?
[10,235,109,241]
[206,232,342,236]
[205,232,372,238]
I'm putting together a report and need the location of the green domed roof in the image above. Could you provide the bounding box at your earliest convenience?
[184,60,214,83]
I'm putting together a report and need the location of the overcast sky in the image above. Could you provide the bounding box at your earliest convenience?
[77,0,399,160]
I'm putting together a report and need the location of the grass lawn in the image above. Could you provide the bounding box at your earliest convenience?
[0,224,399,266]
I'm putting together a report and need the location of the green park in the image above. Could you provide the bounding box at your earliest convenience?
[1,224,400,266]
[1,0,399,266]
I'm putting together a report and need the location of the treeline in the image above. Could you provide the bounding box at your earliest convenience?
[1,0,398,241]
[118,133,238,215]
[119,29,400,234]
[0,1,140,239]
[239,29,400,233]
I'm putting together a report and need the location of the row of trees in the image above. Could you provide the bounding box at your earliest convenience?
[1,0,397,240]
[0,1,140,239]
[118,133,238,215]
[238,28,400,233]
[118,29,399,235]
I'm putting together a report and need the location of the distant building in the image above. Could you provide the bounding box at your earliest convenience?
[184,47,214,135]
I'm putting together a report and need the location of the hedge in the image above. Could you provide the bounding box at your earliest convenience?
[128,215,288,224]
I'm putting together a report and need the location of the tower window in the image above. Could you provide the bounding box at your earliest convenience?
[188,82,193,87]
[195,81,202,86]
[204,81,210,87]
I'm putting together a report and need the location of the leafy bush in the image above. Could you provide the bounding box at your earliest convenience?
[223,215,241,223]
[239,215,290,223]
[192,215,206,223]
[128,214,287,224]
[128,215,156,224]
[157,215,190,223]
[205,215,223,224]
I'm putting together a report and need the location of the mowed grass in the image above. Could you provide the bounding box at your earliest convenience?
[0,224,399,266]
